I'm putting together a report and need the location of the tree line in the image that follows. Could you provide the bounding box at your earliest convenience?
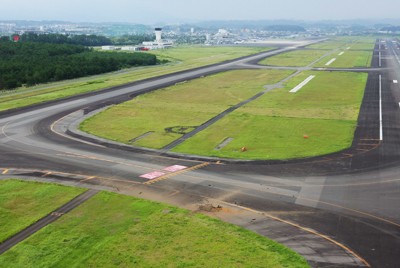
[0,41,158,90]
[0,33,113,46]
[0,33,157,46]
[111,34,154,45]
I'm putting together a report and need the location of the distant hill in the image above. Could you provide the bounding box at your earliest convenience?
[263,25,306,32]
[380,26,400,32]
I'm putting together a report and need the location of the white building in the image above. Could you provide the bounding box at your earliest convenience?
[121,46,139,51]
[101,46,117,51]
[141,28,173,50]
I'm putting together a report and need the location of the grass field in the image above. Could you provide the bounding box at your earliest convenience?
[315,50,373,68]
[0,185,309,268]
[307,37,376,50]
[346,43,376,50]
[173,115,356,159]
[0,46,272,112]
[148,46,270,66]
[243,71,367,120]
[81,69,292,149]
[306,41,349,50]
[173,71,368,160]
[259,49,329,67]
[0,179,85,243]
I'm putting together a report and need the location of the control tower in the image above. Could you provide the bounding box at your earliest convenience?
[155,28,162,43]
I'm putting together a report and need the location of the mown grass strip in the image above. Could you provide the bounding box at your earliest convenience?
[80,69,292,149]
[314,50,373,68]
[0,179,85,243]
[0,189,309,267]
[0,46,272,112]
[173,71,368,160]
[173,115,357,160]
[259,49,328,67]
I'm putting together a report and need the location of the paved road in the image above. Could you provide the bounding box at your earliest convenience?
[0,39,399,267]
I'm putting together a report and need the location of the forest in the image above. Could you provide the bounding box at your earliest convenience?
[111,34,154,45]
[12,33,113,46]
[0,41,158,90]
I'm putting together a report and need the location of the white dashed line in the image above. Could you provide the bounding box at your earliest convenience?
[290,75,316,93]
[325,58,336,66]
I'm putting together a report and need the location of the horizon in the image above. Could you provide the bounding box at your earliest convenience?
[2,18,400,26]
[2,0,400,24]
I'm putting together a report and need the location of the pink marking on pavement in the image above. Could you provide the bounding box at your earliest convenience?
[140,171,166,180]
[163,165,188,172]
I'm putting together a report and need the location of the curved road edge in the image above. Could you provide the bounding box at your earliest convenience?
[0,175,368,267]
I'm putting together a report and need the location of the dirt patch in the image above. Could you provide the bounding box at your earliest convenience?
[199,203,223,212]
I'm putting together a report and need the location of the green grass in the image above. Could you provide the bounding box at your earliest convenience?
[81,69,292,149]
[315,50,373,68]
[241,71,368,121]
[259,49,329,67]
[0,46,272,112]
[306,41,349,50]
[307,37,376,50]
[0,179,85,243]
[173,71,368,160]
[346,43,376,50]
[173,115,356,160]
[0,190,309,268]
[148,46,270,65]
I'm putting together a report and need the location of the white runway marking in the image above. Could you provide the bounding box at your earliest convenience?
[394,80,398,84]
[290,75,315,93]
[325,58,336,66]
[379,75,383,141]
[338,52,344,56]
[379,51,382,67]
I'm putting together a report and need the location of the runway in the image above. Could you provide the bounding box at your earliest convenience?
[1,39,399,267]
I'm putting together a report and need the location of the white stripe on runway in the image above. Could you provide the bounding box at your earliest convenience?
[394,80,398,84]
[325,58,336,66]
[379,75,383,141]
[290,75,316,93]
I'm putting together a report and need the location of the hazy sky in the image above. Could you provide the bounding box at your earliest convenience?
[2,0,400,23]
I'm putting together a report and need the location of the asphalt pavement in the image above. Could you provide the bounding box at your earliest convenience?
[1,39,399,267]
